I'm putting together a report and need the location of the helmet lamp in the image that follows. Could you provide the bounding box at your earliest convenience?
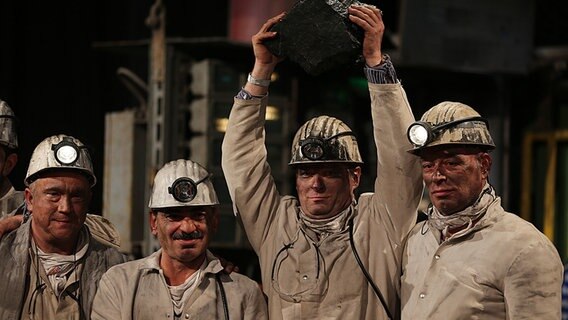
[299,131,356,161]
[51,137,81,165]
[407,116,488,147]
[168,174,212,203]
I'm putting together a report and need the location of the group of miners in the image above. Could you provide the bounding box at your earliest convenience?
[0,4,563,320]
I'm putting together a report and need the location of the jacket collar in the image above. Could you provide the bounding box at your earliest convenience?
[431,197,502,243]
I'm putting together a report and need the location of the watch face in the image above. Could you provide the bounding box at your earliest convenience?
[238,90,253,100]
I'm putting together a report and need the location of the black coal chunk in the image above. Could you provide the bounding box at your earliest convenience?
[264,0,366,75]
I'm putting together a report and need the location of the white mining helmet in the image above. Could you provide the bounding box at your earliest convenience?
[407,101,495,155]
[0,100,18,150]
[25,134,96,187]
[148,159,219,209]
[289,115,363,166]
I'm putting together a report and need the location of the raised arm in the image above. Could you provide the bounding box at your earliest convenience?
[221,13,287,254]
[350,5,422,241]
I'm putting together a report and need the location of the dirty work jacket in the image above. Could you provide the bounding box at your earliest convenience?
[91,249,268,320]
[0,183,23,217]
[0,218,127,319]
[401,198,563,319]
[221,82,422,319]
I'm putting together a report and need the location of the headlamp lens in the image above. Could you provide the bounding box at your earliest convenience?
[408,123,430,146]
[55,145,79,164]
[300,140,325,160]
[169,178,197,202]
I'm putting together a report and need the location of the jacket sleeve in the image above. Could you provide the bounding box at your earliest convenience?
[503,239,563,319]
[367,83,423,245]
[91,269,124,320]
[221,96,283,254]
[243,282,269,320]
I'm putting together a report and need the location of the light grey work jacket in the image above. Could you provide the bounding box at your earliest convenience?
[401,198,563,319]
[0,183,23,217]
[0,218,127,319]
[91,249,268,320]
[221,82,422,319]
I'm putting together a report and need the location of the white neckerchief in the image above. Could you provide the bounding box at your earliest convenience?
[161,256,207,317]
[35,229,89,295]
[428,183,497,239]
[299,204,352,237]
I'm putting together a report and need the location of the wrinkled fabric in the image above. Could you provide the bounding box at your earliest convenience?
[0,184,23,217]
[91,250,268,320]
[0,218,127,319]
[401,198,563,319]
[221,82,422,319]
[83,214,122,249]
[35,229,89,295]
[427,182,496,239]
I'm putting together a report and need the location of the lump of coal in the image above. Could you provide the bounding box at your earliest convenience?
[264,0,368,75]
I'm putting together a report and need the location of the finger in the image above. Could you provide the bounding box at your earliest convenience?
[349,5,381,25]
[260,12,286,32]
[349,14,375,32]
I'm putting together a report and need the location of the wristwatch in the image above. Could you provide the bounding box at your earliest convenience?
[247,73,271,87]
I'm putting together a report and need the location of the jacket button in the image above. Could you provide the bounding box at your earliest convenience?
[419,293,426,299]
[434,255,440,260]
[302,275,308,280]
[185,314,190,319]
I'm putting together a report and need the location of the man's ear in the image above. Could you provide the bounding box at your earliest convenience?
[24,187,33,212]
[3,153,17,177]
[479,153,492,179]
[351,166,362,188]
[149,211,158,237]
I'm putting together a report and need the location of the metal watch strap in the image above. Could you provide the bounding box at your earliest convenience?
[247,73,270,87]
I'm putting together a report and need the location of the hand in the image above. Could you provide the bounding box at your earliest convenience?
[348,5,384,67]
[245,12,286,96]
[251,12,286,71]
[0,215,23,238]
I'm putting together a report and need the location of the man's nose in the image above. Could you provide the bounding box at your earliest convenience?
[179,217,198,233]
[311,175,325,191]
[58,195,73,213]
[431,165,447,182]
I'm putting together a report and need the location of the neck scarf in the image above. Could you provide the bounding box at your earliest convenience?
[299,204,353,236]
[36,229,89,295]
[428,183,497,239]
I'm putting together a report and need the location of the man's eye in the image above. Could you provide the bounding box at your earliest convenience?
[324,170,342,178]
[421,163,433,169]
[444,160,460,167]
[165,214,182,221]
[298,171,312,177]
[71,196,82,202]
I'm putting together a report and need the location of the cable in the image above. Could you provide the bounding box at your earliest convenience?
[216,273,229,320]
[348,218,393,320]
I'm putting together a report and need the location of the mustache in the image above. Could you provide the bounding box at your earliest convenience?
[172,230,203,240]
